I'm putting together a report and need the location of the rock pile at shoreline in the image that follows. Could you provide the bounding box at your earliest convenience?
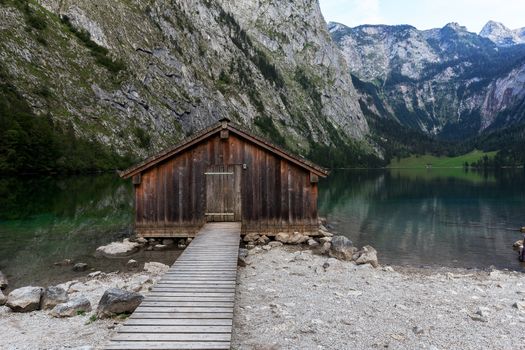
[1,261,169,322]
[241,219,380,268]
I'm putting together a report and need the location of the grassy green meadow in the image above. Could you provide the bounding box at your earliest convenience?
[388,150,498,168]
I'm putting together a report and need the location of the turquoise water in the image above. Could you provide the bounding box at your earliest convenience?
[0,175,178,290]
[319,168,525,270]
[1,169,524,290]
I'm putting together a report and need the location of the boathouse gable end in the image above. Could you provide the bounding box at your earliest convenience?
[120,119,328,238]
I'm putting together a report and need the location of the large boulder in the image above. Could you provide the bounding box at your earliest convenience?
[51,296,91,318]
[95,239,140,258]
[96,288,143,318]
[243,232,260,243]
[0,271,8,290]
[41,286,68,310]
[329,236,356,261]
[354,245,379,268]
[275,232,309,244]
[6,286,43,312]
[0,289,6,306]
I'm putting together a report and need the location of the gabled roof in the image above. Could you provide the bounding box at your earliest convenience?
[119,118,329,179]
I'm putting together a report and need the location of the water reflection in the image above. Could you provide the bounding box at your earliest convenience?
[0,175,178,290]
[319,169,525,270]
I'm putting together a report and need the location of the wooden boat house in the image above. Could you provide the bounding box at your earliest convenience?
[120,118,329,238]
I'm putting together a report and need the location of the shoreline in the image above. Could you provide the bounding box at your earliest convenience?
[1,243,525,349]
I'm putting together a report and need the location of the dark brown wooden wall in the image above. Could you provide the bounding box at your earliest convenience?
[134,133,318,237]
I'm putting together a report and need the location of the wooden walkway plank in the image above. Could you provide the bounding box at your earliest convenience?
[104,222,240,350]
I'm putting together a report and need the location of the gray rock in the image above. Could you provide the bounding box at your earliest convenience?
[243,232,260,243]
[238,256,248,267]
[95,239,140,258]
[0,289,6,306]
[0,271,7,290]
[513,239,523,248]
[355,245,379,268]
[136,237,148,244]
[319,237,332,244]
[257,235,270,245]
[162,239,175,246]
[128,275,151,292]
[238,248,249,259]
[73,263,88,272]
[6,286,43,312]
[307,238,319,247]
[469,313,488,322]
[41,286,68,310]
[127,259,139,269]
[53,259,73,266]
[143,262,169,275]
[51,296,91,317]
[320,242,331,254]
[153,244,168,251]
[412,326,425,335]
[185,238,193,245]
[513,301,525,311]
[329,236,356,261]
[268,241,283,248]
[275,231,309,244]
[87,271,102,278]
[97,288,144,318]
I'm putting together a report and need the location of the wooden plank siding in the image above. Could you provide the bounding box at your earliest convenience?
[134,133,320,238]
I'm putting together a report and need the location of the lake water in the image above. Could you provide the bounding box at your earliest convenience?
[1,169,524,289]
[0,175,179,291]
[319,168,525,270]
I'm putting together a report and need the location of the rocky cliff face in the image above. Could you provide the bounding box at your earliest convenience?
[330,21,525,139]
[479,21,525,47]
[0,0,369,162]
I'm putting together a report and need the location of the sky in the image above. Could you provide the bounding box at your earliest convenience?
[319,0,525,33]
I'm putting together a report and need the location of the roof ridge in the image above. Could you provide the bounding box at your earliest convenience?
[120,119,329,178]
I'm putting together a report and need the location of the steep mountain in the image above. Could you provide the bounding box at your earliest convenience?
[0,0,373,173]
[330,21,525,140]
[479,20,525,47]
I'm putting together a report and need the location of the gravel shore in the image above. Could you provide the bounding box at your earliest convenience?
[0,266,168,350]
[2,246,525,349]
[232,246,525,350]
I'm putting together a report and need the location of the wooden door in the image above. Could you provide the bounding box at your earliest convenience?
[205,165,241,222]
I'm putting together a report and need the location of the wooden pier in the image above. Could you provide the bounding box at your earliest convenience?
[105,222,241,350]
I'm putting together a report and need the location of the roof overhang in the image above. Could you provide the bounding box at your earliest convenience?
[120,119,329,179]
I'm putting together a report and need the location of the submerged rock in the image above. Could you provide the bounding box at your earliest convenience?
[354,245,379,268]
[329,236,356,261]
[96,288,143,318]
[41,286,68,310]
[95,239,140,258]
[153,244,168,251]
[7,286,43,312]
[51,296,91,318]
[73,263,88,272]
[0,271,7,290]
[127,259,139,270]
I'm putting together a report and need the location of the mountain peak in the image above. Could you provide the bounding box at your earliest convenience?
[444,22,467,32]
[480,20,524,46]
